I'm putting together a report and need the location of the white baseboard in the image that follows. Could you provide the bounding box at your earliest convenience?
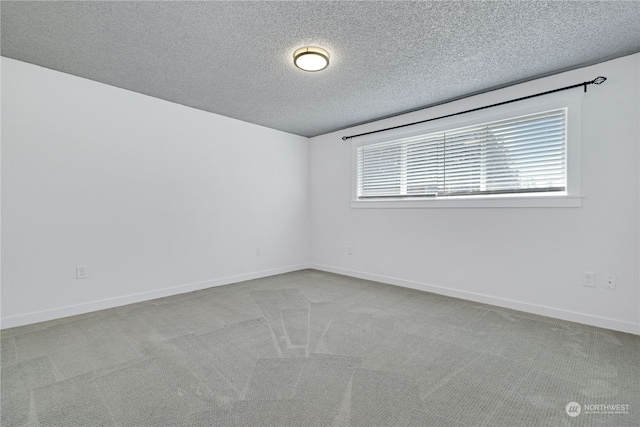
[311,263,640,335]
[5,263,637,335]
[1,264,310,330]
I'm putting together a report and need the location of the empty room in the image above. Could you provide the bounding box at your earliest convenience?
[1,1,639,426]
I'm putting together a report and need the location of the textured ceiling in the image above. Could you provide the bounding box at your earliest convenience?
[2,1,639,137]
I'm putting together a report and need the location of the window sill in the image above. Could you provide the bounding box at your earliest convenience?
[351,195,583,209]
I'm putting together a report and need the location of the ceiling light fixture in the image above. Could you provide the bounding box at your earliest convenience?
[293,46,329,72]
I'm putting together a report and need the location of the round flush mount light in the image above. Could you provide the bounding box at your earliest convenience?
[293,46,330,72]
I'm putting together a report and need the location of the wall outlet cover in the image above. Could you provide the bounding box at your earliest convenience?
[582,271,595,287]
[76,265,88,279]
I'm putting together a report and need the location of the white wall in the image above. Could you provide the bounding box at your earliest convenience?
[310,54,640,334]
[1,58,310,328]
[3,54,639,334]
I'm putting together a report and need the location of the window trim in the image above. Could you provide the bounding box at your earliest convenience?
[351,91,583,208]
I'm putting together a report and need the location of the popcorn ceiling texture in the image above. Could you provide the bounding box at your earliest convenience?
[1,1,639,136]
[1,270,639,426]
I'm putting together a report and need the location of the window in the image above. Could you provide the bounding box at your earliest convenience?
[352,98,582,208]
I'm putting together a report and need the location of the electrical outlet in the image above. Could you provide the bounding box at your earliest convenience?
[76,265,88,279]
[604,274,617,290]
[348,246,353,255]
[256,248,261,256]
[582,271,595,287]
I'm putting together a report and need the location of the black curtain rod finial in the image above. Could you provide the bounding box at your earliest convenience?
[342,76,607,141]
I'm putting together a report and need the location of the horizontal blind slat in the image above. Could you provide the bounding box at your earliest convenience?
[357,108,566,199]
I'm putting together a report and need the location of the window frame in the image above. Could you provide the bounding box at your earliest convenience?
[351,91,583,208]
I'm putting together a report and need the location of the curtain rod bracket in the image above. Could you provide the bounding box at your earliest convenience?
[342,76,607,141]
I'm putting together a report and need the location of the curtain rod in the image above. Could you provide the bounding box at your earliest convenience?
[342,76,607,141]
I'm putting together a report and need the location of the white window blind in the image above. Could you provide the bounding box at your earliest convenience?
[357,108,566,199]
